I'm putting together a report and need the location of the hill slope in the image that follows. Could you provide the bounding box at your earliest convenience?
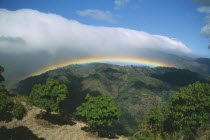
[12,63,209,135]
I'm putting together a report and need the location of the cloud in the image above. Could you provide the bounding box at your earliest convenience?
[0,9,193,84]
[0,9,192,55]
[201,24,210,37]
[194,0,210,6]
[0,36,26,53]
[197,5,210,47]
[203,15,210,22]
[198,6,210,13]
[114,0,130,9]
[77,9,117,23]
[0,36,25,44]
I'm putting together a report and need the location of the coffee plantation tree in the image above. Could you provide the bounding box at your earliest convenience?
[28,77,68,113]
[76,94,121,134]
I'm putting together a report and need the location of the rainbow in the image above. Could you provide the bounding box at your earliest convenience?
[24,57,175,79]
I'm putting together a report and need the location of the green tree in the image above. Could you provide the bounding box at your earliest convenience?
[0,65,5,84]
[0,85,26,121]
[168,82,210,134]
[147,107,165,134]
[133,107,165,140]
[76,94,121,131]
[0,67,12,121]
[11,102,27,120]
[0,88,13,121]
[132,82,210,140]
[28,77,68,113]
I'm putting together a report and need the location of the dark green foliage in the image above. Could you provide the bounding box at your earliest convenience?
[132,107,165,140]
[132,82,210,140]
[168,82,210,133]
[28,77,68,112]
[0,87,26,121]
[146,107,165,133]
[11,102,26,120]
[0,88,13,121]
[152,68,207,86]
[76,94,121,129]
[0,65,4,83]
[0,66,26,121]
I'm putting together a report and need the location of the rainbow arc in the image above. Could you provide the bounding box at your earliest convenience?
[24,57,175,79]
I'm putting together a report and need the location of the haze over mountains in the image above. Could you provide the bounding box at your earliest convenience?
[1,51,210,87]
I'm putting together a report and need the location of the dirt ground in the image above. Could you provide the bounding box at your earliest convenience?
[0,107,127,140]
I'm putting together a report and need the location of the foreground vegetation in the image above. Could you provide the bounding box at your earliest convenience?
[28,77,68,113]
[132,82,210,140]
[0,66,26,122]
[76,94,121,135]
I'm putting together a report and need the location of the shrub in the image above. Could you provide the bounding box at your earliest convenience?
[11,102,26,120]
[28,77,68,113]
[76,94,121,130]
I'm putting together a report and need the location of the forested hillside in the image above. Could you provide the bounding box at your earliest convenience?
[12,63,209,135]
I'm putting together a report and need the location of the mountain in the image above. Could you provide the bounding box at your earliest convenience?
[151,53,210,76]
[12,63,209,135]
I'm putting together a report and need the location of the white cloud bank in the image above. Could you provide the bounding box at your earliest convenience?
[0,9,192,56]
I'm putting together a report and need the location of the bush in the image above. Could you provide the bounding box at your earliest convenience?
[28,77,68,113]
[11,102,26,120]
[168,82,210,134]
[0,66,26,121]
[76,94,121,130]
[0,87,26,121]
[0,88,13,121]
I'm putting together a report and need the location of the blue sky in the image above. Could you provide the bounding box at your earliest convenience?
[0,0,209,57]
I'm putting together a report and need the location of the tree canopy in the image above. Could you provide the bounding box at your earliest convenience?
[28,77,68,113]
[168,82,210,133]
[0,88,13,121]
[0,65,5,83]
[133,82,210,140]
[0,69,26,122]
[76,94,121,129]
